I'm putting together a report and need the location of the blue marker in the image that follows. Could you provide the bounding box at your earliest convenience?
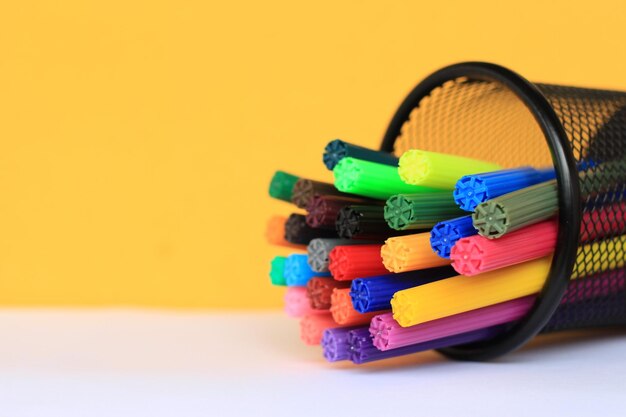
[284,254,330,286]
[430,215,476,259]
[454,167,556,212]
[350,267,454,313]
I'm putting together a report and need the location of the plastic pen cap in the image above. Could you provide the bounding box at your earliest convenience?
[384,192,463,230]
[350,267,455,313]
[284,254,330,287]
[453,166,555,212]
[284,213,336,245]
[269,256,287,286]
[398,149,501,189]
[323,139,399,171]
[269,170,300,202]
[429,215,476,259]
[334,157,441,200]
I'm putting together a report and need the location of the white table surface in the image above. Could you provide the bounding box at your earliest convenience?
[0,310,624,417]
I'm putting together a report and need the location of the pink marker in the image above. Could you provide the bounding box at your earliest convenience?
[370,296,534,351]
[451,221,557,276]
[371,269,626,351]
[284,287,325,317]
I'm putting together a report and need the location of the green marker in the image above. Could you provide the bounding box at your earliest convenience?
[472,180,558,239]
[269,171,300,202]
[270,256,287,286]
[472,160,626,239]
[384,193,465,230]
[333,157,441,200]
[579,160,626,196]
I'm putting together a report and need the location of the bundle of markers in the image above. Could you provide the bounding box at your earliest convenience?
[266,139,626,365]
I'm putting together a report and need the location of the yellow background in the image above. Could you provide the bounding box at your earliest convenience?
[0,1,625,308]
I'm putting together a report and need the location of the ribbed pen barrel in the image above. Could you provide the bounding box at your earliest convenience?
[321,326,363,362]
[451,221,558,275]
[546,294,626,332]
[306,277,350,310]
[330,288,382,326]
[572,235,626,278]
[284,254,331,287]
[284,214,336,245]
[269,256,287,286]
[376,270,626,350]
[371,297,534,351]
[472,180,558,239]
[453,167,555,211]
[391,257,552,327]
[328,244,389,280]
[381,232,451,273]
[429,215,476,259]
[306,195,379,229]
[387,235,626,326]
[398,149,501,189]
[580,160,626,196]
[284,287,320,317]
[560,269,626,305]
[291,178,351,209]
[268,170,300,202]
[265,215,306,250]
[391,237,626,327]
[307,238,368,273]
[333,157,441,200]
[336,206,412,239]
[323,139,399,171]
[546,272,626,332]
[580,201,626,242]
[384,192,464,230]
[300,313,338,345]
[349,267,455,313]
[348,326,502,364]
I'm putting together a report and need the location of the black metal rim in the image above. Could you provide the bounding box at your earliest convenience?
[380,62,581,361]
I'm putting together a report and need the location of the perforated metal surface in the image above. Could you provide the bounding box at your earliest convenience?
[393,78,552,168]
[539,84,626,331]
[386,66,626,348]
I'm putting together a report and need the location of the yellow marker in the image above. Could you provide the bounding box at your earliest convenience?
[398,149,501,189]
[573,236,626,279]
[381,232,451,273]
[392,234,626,327]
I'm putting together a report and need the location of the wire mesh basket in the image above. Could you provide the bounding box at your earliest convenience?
[381,62,626,360]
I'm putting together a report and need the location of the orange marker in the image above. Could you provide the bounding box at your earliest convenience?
[330,288,383,326]
[299,313,339,345]
[265,215,306,250]
[381,232,451,273]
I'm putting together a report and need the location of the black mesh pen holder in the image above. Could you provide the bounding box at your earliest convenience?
[380,62,626,361]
